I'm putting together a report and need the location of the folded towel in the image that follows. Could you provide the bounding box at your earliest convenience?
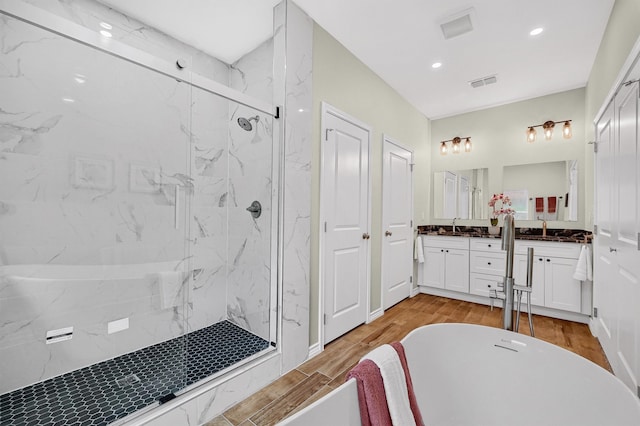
[535,197,544,213]
[414,236,424,264]
[548,196,557,214]
[346,360,392,426]
[362,344,416,426]
[390,342,424,426]
[573,245,593,281]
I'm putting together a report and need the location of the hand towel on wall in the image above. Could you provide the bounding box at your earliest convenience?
[152,271,185,309]
[414,236,424,263]
[547,196,558,220]
[572,245,593,281]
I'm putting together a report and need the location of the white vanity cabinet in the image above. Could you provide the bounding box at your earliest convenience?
[469,239,505,298]
[422,236,469,293]
[419,234,591,322]
[513,241,583,313]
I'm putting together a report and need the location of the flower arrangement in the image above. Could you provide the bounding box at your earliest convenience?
[488,193,514,225]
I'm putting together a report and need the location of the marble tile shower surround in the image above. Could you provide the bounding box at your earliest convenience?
[0,2,277,396]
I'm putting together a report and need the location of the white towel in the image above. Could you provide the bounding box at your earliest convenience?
[362,344,416,426]
[153,271,184,309]
[572,245,593,281]
[414,236,424,264]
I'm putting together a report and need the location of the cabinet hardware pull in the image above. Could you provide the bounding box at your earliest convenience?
[488,262,492,265]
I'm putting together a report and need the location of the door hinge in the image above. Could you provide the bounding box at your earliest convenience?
[637,233,640,250]
[409,276,413,284]
[593,307,598,318]
[410,163,415,172]
[594,224,598,234]
[637,385,640,399]
[410,220,413,227]
[325,128,333,141]
[275,106,281,119]
[593,142,598,153]
[324,222,327,232]
[323,314,327,325]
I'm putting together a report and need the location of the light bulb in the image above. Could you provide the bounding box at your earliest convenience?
[452,137,461,154]
[526,127,537,143]
[440,141,448,155]
[543,121,555,141]
[563,121,572,139]
[464,138,472,152]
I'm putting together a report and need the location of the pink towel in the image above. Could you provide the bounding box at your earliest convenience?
[391,342,425,426]
[347,342,425,426]
[346,359,392,426]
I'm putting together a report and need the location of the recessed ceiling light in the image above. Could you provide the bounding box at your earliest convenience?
[100,22,112,30]
[432,62,442,69]
[530,27,544,36]
[99,30,112,38]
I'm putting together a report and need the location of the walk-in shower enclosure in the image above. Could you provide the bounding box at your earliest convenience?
[0,0,293,424]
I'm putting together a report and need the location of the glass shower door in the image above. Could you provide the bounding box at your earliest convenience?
[0,13,192,424]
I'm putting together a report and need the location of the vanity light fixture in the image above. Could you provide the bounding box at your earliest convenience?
[440,136,471,155]
[526,120,572,143]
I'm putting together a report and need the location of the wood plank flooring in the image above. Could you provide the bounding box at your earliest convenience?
[206,294,610,426]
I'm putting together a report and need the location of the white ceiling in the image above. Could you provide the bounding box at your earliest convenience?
[292,0,615,119]
[97,0,614,119]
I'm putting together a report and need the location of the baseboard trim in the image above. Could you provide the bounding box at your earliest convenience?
[307,342,322,360]
[368,308,384,323]
[410,286,420,297]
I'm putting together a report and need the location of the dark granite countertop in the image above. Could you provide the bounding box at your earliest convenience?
[417,225,592,244]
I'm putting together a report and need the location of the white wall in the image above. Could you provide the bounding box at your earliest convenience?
[309,24,430,345]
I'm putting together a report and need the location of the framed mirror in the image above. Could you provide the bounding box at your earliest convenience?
[433,168,489,220]
[502,160,578,221]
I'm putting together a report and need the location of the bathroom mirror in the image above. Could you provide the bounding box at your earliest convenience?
[433,168,489,220]
[502,160,578,221]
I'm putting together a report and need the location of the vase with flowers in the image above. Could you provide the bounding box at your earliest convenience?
[487,193,514,235]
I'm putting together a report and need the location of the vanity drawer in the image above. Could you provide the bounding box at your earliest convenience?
[470,251,506,275]
[515,240,581,259]
[470,238,502,252]
[422,236,469,250]
[470,273,503,297]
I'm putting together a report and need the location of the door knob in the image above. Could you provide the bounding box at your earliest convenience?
[362,233,370,240]
[609,247,617,252]
[385,230,392,236]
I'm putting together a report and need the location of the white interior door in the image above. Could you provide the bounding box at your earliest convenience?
[594,98,617,361]
[382,137,413,310]
[321,104,370,344]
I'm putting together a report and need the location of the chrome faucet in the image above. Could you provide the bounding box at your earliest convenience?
[452,217,459,233]
[501,213,516,331]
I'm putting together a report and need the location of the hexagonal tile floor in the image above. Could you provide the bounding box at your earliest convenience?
[0,321,270,426]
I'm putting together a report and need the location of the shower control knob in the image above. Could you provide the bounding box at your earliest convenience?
[385,230,392,236]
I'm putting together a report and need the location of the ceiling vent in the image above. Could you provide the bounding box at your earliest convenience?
[469,75,498,88]
[440,8,475,40]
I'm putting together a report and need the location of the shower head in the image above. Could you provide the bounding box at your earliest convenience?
[237,115,260,131]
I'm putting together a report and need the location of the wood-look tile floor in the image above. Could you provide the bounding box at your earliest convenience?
[206,294,610,426]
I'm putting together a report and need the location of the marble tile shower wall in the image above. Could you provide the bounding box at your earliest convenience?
[226,39,275,341]
[0,0,277,395]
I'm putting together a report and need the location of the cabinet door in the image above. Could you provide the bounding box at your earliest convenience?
[513,254,545,307]
[423,247,445,289]
[544,257,581,313]
[445,248,470,293]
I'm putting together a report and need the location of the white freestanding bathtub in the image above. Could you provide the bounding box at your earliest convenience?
[279,323,640,425]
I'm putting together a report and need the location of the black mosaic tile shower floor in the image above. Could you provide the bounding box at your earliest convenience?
[0,321,270,426]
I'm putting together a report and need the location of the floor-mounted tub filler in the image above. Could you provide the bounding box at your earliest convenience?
[279,323,640,426]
